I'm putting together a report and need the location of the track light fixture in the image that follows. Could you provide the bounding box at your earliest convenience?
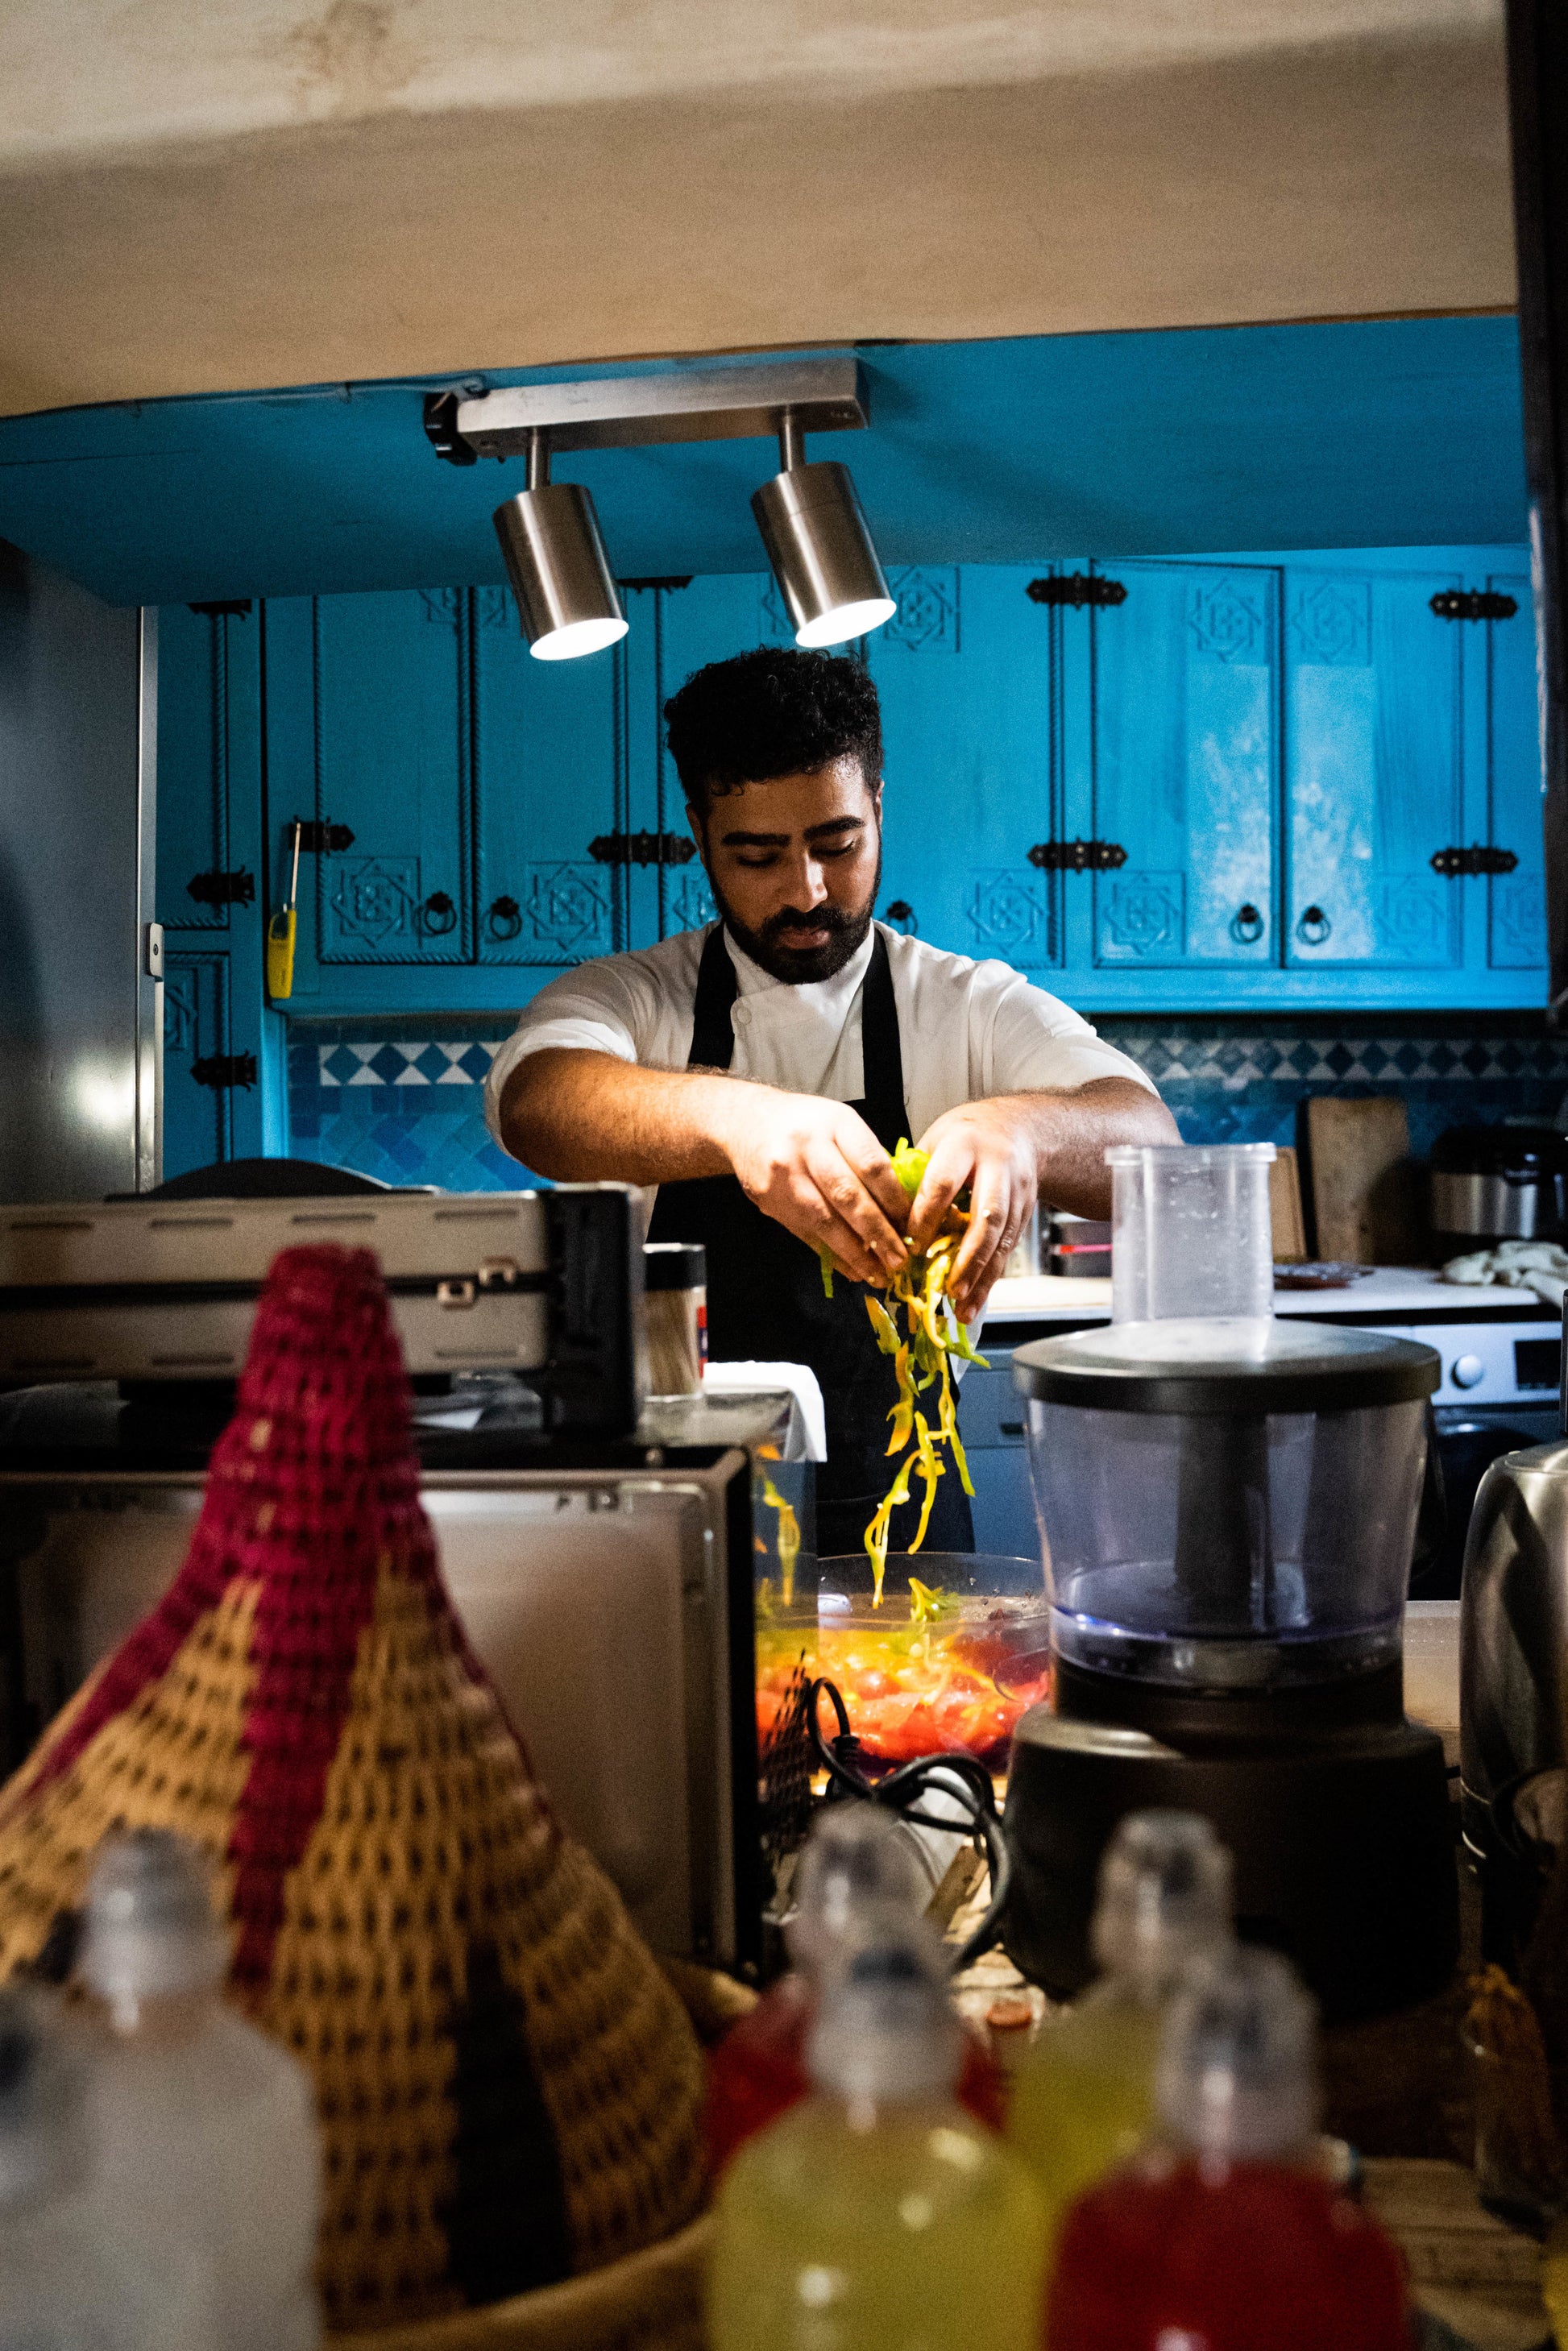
[751,413,895,649]
[427,360,895,661]
[492,431,628,662]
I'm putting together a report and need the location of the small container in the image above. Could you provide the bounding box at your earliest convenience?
[644,1242,707,1396]
[1109,1142,1276,1324]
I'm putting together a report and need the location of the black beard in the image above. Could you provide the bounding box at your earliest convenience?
[708,849,882,985]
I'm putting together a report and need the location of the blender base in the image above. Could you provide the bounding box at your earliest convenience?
[1003,1703,1458,2023]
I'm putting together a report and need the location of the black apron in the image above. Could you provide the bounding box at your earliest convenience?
[648,924,974,1560]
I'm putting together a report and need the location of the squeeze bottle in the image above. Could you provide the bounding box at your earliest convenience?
[1048,1943,1411,2351]
[80,1828,323,2351]
[1007,1808,1232,2254]
[708,1939,1046,2351]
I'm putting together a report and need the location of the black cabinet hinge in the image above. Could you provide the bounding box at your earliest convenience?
[191,1053,258,1092]
[588,831,698,867]
[186,868,255,908]
[1028,838,1129,873]
[291,820,355,854]
[186,599,253,618]
[1430,844,1521,877]
[1027,574,1127,610]
[1429,588,1520,622]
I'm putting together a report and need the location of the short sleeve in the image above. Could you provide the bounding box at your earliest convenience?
[483,965,647,1142]
[981,972,1158,1098]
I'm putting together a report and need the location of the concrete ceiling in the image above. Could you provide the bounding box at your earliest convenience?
[0,0,1501,160]
[0,2,1515,420]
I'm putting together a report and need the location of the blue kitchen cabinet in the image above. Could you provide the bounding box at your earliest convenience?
[156,603,268,1175]
[471,587,628,966]
[265,590,471,974]
[867,566,1062,970]
[1486,570,1548,970]
[1082,562,1279,972]
[1284,563,1465,973]
[653,574,769,938]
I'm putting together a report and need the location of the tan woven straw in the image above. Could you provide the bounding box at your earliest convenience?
[0,1245,706,2330]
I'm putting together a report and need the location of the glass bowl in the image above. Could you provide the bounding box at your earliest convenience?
[755,1553,1051,1773]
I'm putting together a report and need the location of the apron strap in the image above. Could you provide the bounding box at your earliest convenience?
[687,925,740,1071]
[686,923,908,1151]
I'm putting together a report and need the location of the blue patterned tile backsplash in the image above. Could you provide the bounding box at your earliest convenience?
[286,1011,1568,1195]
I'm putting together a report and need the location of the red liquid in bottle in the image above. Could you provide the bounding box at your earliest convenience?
[1048,2155,1411,2351]
[705,1972,1005,2177]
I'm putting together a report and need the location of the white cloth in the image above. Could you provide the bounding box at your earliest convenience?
[484,921,1155,1147]
[699,1360,828,1461]
[1442,1240,1568,1310]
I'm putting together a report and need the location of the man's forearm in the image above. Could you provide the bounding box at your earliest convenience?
[499,1048,754,1183]
[1019,1077,1179,1220]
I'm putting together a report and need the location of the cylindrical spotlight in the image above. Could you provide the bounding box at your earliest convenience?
[492,433,628,661]
[751,427,895,648]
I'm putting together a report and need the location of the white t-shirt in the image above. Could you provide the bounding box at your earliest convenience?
[484,922,1155,1146]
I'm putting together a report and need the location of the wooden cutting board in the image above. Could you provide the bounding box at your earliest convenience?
[1269,1144,1309,1263]
[1306,1096,1422,1263]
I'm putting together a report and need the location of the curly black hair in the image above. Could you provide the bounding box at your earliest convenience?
[663,648,883,813]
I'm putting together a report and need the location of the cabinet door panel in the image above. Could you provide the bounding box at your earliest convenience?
[1091,564,1278,968]
[1487,572,1548,970]
[867,566,1060,968]
[157,604,258,933]
[473,586,625,964]
[1285,568,1462,968]
[309,588,469,964]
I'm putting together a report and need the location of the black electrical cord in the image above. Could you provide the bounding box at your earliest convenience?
[806,1674,1013,1972]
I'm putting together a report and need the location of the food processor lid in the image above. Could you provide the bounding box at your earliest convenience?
[1013,1317,1440,1414]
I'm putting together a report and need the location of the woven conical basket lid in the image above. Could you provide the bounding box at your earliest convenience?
[0,1246,705,2329]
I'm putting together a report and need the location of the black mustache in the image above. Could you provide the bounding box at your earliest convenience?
[761,905,858,943]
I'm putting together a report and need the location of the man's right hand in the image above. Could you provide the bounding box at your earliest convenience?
[715,1088,911,1287]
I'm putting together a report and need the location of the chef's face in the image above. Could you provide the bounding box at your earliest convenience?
[690,755,883,985]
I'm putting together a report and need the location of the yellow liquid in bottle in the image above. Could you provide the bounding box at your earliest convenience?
[708,2093,1047,2351]
[1006,1991,1164,2262]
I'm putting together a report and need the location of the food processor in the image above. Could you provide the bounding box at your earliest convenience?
[1004,1143,1456,2021]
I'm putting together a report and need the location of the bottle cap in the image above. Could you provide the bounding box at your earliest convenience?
[1091,1810,1234,1987]
[1155,1943,1318,2162]
[787,1804,927,1975]
[806,1936,960,2106]
[80,1829,226,2009]
[0,1990,84,2210]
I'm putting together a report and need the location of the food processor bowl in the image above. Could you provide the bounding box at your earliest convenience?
[1015,1320,1439,1702]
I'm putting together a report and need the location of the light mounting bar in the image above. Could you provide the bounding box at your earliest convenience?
[452,359,868,462]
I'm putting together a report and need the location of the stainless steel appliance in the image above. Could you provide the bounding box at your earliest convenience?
[0,1185,645,1433]
[1429,1125,1568,1255]
[0,543,160,1203]
[1459,1307,1568,1965]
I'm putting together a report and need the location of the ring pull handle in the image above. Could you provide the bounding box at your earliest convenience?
[1296,903,1332,947]
[883,899,919,936]
[421,889,458,936]
[1230,902,1265,946]
[487,894,522,941]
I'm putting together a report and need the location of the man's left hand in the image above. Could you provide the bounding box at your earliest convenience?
[906,1079,1178,1321]
[906,1100,1039,1324]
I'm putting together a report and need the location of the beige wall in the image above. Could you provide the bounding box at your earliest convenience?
[0,2,1514,417]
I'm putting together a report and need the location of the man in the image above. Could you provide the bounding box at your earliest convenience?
[487,648,1177,1553]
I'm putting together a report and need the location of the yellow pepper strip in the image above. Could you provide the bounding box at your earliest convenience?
[864,1452,915,1603]
[865,1295,901,1356]
[886,1344,915,1456]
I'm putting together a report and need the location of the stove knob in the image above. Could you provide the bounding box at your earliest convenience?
[1451,1354,1486,1390]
